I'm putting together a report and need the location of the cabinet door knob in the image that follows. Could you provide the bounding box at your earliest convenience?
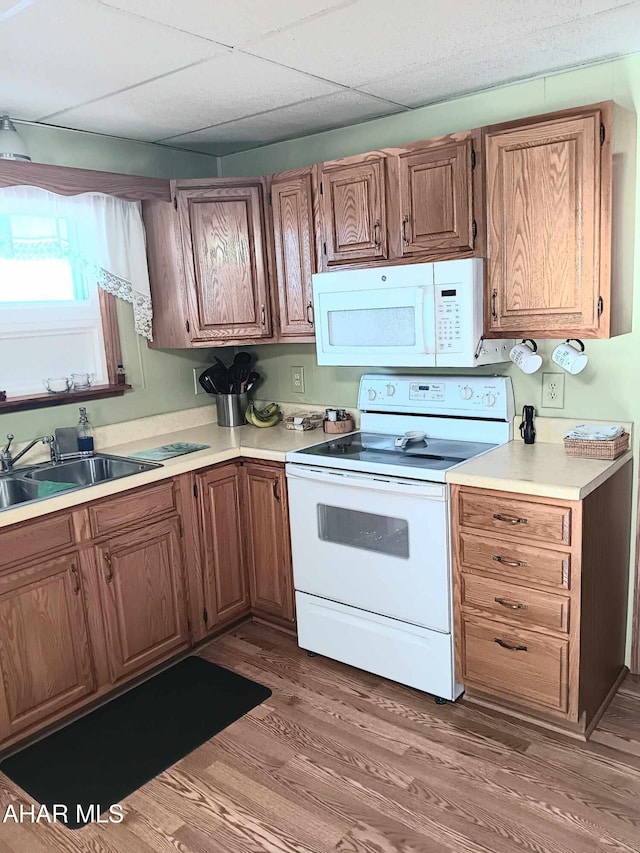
[70,563,81,596]
[272,477,280,502]
[103,551,113,583]
[495,638,528,652]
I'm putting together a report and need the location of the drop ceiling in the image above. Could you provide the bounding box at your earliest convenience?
[2,0,639,156]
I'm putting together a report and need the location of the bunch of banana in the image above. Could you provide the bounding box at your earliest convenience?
[245,401,282,428]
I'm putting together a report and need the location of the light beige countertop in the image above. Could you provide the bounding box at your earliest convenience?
[0,422,325,529]
[446,440,633,501]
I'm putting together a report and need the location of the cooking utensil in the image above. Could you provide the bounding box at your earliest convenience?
[244,371,260,393]
[198,371,218,395]
[394,430,426,450]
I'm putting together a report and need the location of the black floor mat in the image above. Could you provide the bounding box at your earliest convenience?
[1,656,271,829]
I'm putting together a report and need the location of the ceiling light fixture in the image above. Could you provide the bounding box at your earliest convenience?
[0,114,31,162]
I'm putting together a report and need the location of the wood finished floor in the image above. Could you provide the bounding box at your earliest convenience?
[2,621,640,852]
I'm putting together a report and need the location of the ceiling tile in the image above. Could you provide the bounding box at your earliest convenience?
[0,0,228,121]
[357,4,640,107]
[162,90,406,154]
[244,0,633,87]
[96,0,351,46]
[50,52,344,140]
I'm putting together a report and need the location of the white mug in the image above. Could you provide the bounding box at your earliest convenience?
[509,339,542,374]
[552,340,588,375]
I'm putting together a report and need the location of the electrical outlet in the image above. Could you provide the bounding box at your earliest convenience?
[193,366,210,396]
[542,373,565,409]
[291,366,305,393]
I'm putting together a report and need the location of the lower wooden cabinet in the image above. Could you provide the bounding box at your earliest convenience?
[0,553,94,742]
[196,463,250,628]
[96,517,189,684]
[0,459,296,751]
[243,461,295,627]
[452,464,632,738]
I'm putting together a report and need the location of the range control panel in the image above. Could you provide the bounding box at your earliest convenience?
[358,374,514,421]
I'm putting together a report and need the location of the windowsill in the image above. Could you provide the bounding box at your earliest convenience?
[0,384,132,413]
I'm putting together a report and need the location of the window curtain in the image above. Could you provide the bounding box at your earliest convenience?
[0,185,153,340]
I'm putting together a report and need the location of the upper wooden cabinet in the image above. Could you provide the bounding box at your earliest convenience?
[396,137,476,258]
[269,168,317,338]
[177,179,272,342]
[0,554,94,742]
[318,132,480,270]
[319,156,388,266]
[484,104,612,339]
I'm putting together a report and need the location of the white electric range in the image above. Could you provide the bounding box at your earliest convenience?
[285,374,514,702]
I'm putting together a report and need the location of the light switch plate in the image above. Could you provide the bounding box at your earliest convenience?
[542,373,565,408]
[291,366,305,393]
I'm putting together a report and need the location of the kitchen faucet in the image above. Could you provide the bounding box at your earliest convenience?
[1,434,56,473]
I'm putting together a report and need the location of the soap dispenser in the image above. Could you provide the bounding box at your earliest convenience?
[77,407,95,453]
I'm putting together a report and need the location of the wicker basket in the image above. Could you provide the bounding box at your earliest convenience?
[564,431,630,460]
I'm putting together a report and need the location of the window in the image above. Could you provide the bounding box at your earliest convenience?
[0,178,154,409]
[0,211,108,396]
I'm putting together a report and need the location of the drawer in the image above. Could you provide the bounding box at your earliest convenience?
[89,481,176,538]
[458,491,571,546]
[459,532,571,589]
[0,513,75,571]
[461,617,569,713]
[461,574,570,633]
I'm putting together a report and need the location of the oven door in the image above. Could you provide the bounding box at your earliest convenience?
[286,464,450,632]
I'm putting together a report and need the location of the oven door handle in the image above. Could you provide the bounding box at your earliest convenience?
[286,464,447,500]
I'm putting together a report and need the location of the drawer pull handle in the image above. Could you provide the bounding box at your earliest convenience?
[493,556,528,567]
[493,513,527,525]
[70,563,81,596]
[495,638,528,652]
[272,477,280,502]
[494,597,528,611]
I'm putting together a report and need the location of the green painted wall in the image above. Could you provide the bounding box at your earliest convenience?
[2,122,223,440]
[223,55,640,660]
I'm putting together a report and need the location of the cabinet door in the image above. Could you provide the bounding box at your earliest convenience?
[320,157,387,266]
[271,169,316,337]
[196,464,250,629]
[177,180,272,342]
[485,108,608,338]
[97,518,189,683]
[0,554,94,742]
[398,139,475,257]
[243,462,294,626]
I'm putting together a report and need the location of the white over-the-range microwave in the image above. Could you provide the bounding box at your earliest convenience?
[312,258,515,367]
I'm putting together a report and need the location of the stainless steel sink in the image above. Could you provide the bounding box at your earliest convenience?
[0,477,41,509]
[23,455,157,486]
[0,453,162,512]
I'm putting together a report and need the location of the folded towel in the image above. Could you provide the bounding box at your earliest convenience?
[564,424,625,441]
[131,442,210,461]
[37,481,77,498]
